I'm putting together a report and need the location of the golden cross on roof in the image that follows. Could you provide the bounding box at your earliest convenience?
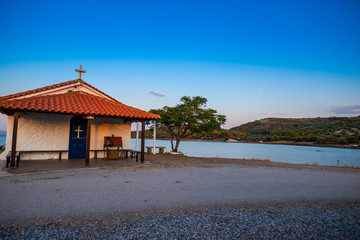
[75,65,86,79]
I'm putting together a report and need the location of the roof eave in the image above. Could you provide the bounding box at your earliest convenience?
[0,107,161,120]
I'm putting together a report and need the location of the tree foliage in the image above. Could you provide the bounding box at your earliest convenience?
[150,96,226,152]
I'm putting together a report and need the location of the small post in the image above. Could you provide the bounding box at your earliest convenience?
[337,158,340,167]
[135,122,139,151]
[153,121,156,155]
[141,120,145,163]
[10,112,20,168]
[85,117,92,166]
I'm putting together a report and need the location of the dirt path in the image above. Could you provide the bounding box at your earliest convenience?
[1,164,359,223]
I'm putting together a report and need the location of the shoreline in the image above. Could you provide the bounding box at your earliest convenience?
[138,138,360,150]
[144,154,360,172]
[3,153,360,175]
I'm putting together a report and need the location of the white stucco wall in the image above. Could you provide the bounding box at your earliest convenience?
[0,112,131,160]
[90,117,131,159]
[1,112,72,160]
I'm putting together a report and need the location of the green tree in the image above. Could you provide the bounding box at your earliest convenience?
[220,130,230,141]
[150,96,226,152]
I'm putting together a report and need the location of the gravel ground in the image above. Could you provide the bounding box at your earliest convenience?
[1,202,359,239]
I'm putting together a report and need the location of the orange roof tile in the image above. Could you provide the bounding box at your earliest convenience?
[0,91,160,120]
[0,79,119,103]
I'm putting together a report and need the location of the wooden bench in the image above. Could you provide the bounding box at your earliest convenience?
[130,150,141,162]
[20,150,68,160]
[92,149,140,161]
[146,146,166,154]
[104,136,123,159]
[6,150,68,168]
[103,136,141,161]
[92,149,106,160]
[6,151,20,168]
[5,147,141,168]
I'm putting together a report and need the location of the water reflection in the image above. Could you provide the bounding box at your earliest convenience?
[132,139,360,167]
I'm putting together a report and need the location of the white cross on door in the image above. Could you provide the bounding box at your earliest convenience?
[75,126,83,138]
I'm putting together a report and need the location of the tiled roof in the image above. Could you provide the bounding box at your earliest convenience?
[0,91,160,120]
[0,79,118,103]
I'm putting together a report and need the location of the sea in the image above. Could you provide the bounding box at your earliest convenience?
[1,132,358,167]
[132,139,360,168]
[0,132,5,148]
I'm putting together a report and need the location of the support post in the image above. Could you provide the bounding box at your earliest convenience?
[85,118,92,166]
[10,112,20,168]
[135,121,139,151]
[141,120,145,163]
[153,121,156,155]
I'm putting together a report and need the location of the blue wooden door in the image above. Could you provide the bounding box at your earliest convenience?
[68,116,87,159]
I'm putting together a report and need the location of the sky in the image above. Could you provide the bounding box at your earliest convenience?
[0,0,359,130]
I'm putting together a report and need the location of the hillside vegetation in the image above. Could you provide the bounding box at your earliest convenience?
[231,116,360,145]
[131,128,244,142]
[133,116,360,147]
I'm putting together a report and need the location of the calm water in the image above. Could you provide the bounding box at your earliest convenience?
[0,133,5,147]
[132,139,360,167]
[1,133,358,167]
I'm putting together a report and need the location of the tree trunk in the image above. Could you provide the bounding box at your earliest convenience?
[174,137,181,152]
[170,137,175,152]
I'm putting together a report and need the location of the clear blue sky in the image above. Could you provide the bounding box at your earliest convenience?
[0,0,359,130]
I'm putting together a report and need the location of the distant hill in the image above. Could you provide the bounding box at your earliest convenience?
[0,130,6,135]
[230,116,360,145]
[131,116,360,147]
